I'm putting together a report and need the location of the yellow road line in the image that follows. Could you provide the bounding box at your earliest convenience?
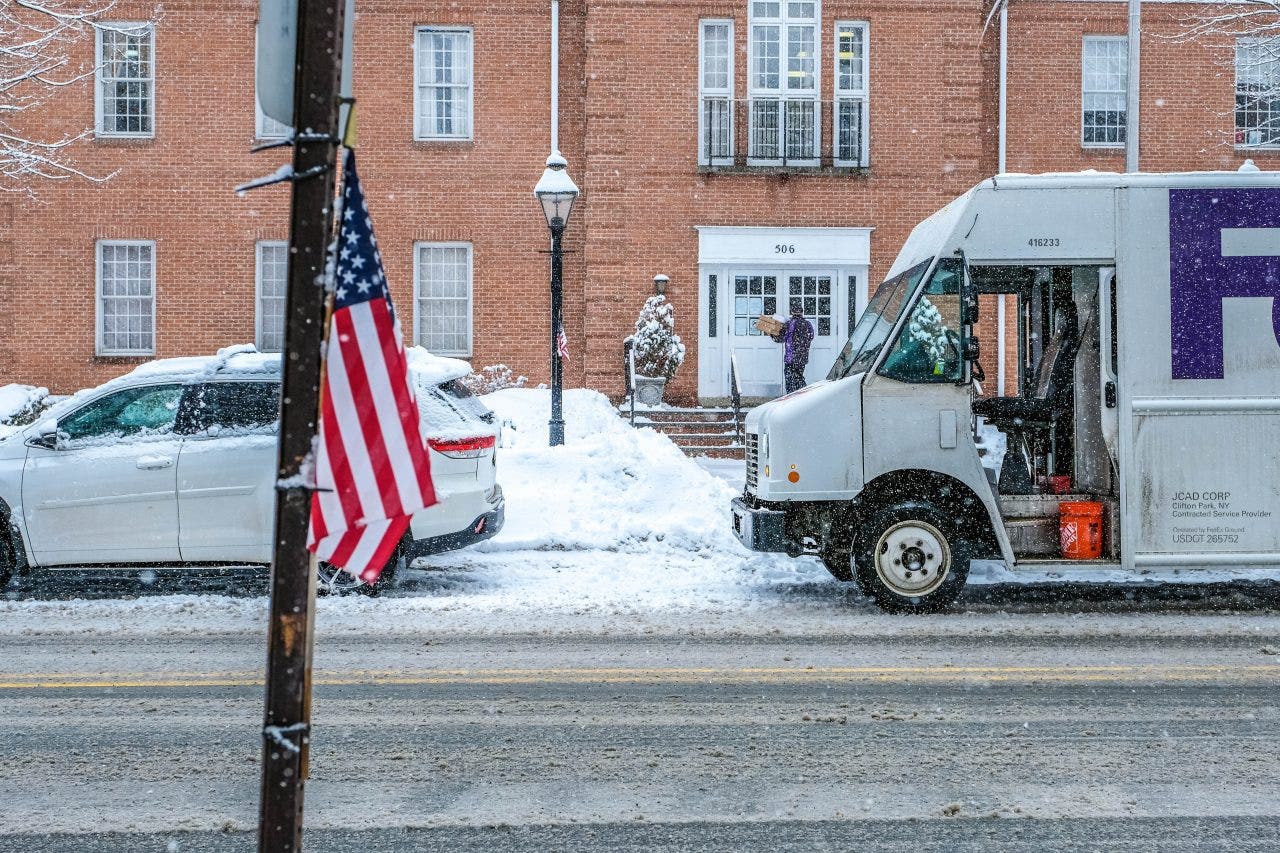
[0,663,1276,690]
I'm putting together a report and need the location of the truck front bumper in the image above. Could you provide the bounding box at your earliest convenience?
[731,496,788,553]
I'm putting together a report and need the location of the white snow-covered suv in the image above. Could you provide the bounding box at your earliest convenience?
[0,347,503,593]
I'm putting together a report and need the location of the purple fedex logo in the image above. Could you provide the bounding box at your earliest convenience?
[1169,188,1280,379]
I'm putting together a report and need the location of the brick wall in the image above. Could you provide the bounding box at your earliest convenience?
[2,0,1258,399]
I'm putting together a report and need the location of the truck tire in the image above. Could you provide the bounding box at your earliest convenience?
[854,500,971,614]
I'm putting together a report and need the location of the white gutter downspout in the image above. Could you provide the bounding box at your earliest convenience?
[1126,0,1140,171]
[997,0,1008,395]
[551,0,560,151]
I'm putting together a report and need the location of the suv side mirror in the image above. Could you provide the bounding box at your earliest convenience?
[27,419,58,450]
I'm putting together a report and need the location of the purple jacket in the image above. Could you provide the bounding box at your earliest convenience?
[774,316,814,366]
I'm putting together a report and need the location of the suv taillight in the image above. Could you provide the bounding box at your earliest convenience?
[428,435,496,459]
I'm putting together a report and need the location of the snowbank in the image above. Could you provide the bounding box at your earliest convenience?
[480,387,748,554]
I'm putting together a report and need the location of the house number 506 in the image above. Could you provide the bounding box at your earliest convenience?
[774,244,796,254]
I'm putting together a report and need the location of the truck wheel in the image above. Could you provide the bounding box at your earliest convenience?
[854,501,971,614]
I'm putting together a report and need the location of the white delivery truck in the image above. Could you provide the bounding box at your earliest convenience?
[731,171,1280,612]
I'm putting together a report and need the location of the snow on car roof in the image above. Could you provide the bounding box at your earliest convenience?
[405,346,472,387]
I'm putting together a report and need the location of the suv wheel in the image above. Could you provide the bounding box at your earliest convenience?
[316,547,403,597]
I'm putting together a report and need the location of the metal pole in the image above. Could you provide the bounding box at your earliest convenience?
[1126,0,1140,172]
[549,222,565,446]
[257,0,345,846]
[998,0,1007,174]
[551,0,560,151]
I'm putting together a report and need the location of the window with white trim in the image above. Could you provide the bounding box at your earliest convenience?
[749,1,819,164]
[97,241,156,355]
[414,27,473,140]
[1236,38,1280,148]
[699,20,734,166]
[834,21,869,167]
[1082,36,1127,147]
[414,243,472,356]
[96,23,154,137]
[256,241,288,352]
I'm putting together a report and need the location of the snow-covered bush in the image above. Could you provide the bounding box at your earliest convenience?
[627,295,686,381]
[461,364,528,396]
[0,384,50,427]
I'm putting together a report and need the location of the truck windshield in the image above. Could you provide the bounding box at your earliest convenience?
[826,260,931,380]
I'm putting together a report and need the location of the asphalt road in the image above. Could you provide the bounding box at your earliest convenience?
[2,628,1279,852]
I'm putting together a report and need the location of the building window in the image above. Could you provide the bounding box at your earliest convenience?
[749,1,819,165]
[1082,36,1127,148]
[97,240,155,355]
[414,243,472,356]
[415,27,473,140]
[256,242,288,352]
[699,20,734,166]
[834,21,869,167]
[1236,38,1280,148]
[96,23,154,137]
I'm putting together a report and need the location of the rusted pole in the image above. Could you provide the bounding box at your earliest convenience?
[256,0,345,846]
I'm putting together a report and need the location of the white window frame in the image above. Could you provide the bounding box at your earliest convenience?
[95,22,155,139]
[413,242,474,357]
[747,1,821,167]
[1235,37,1280,149]
[255,241,289,352]
[699,19,735,167]
[96,239,157,356]
[413,26,474,141]
[1081,35,1127,149]
[833,21,870,167]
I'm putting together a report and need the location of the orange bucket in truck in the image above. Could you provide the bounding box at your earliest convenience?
[1059,501,1104,560]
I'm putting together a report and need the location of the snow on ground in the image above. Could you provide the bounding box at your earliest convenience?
[2,387,1278,639]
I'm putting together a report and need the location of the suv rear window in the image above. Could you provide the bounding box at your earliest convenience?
[179,381,281,435]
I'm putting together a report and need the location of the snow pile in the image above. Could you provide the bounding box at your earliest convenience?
[0,384,48,435]
[480,388,745,554]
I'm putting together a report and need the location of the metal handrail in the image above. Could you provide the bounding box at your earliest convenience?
[623,339,637,426]
[700,96,868,169]
[729,351,743,444]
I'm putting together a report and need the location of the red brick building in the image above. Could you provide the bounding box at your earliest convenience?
[2,0,1269,401]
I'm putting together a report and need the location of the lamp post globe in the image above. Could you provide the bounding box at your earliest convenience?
[533,151,580,447]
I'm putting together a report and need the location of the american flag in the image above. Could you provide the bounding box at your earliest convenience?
[556,323,569,361]
[308,150,437,582]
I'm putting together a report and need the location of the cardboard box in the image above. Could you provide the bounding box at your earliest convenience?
[755,315,785,336]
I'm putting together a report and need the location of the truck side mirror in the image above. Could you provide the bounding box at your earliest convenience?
[961,292,979,326]
[964,336,981,363]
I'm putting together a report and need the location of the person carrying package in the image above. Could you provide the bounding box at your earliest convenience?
[770,305,814,394]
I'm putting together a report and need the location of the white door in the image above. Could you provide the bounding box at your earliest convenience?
[726,274,784,397]
[22,383,184,566]
[784,272,839,385]
[176,380,280,563]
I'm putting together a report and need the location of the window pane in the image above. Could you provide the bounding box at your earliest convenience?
[752,26,780,89]
[416,245,472,354]
[60,384,182,443]
[1082,37,1127,146]
[99,242,154,353]
[182,382,281,434]
[837,25,865,92]
[98,25,154,136]
[416,29,473,139]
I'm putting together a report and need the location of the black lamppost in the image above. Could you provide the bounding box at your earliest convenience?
[533,151,579,446]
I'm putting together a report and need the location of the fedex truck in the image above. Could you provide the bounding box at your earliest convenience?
[731,172,1280,612]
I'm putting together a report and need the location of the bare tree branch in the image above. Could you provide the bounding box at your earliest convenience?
[1,0,132,192]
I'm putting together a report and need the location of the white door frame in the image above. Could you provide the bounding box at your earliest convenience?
[697,226,873,400]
